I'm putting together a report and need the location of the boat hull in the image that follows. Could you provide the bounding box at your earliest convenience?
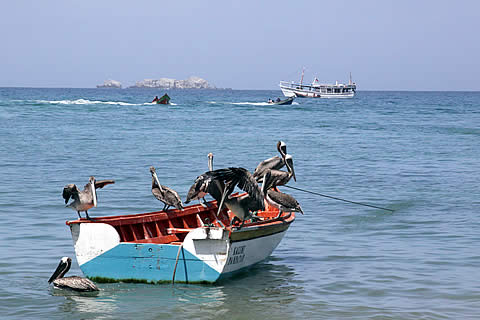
[280,82,356,99]
[269,97,295,105]
[67,205,294,283]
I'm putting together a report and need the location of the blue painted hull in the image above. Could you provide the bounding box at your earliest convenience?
[80,243,221,283]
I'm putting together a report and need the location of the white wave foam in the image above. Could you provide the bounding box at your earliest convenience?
[209,101,298,106]
[34,99,142,106]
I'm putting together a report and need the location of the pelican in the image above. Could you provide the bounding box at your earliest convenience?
[150,166,184,211]
[208,167,264,218]
[253,141,287,181]
[48,257,99,292]
[185,153,223,205]
[63,176,115,219]
[263,170,303,218]
[223,182,265,226]
[257,154,296,186]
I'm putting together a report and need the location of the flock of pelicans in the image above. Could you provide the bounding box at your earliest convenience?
[50,141,303,292]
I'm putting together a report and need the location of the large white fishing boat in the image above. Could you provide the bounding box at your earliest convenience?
[280,70,356,99]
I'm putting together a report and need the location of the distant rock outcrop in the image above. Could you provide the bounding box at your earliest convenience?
[97,80,122,88]
[130,76,215,89]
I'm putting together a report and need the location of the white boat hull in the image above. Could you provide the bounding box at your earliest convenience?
[280,77,356,99]
[280,85,355,99]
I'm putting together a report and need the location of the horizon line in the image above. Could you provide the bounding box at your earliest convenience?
[1,86,480,93]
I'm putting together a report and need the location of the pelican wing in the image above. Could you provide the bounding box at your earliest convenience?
[186,174,211,203]
[94,179,115,189]
[209,167,262,203]
[151,186,164,202]
[263,169,290,186]
[162,186,184,210]
[54,276,99,292]
[62,184,80,204]
[267,190,303,213]
[253,156,285,180]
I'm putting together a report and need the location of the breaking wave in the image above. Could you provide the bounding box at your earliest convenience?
[32,99,149,106]
[208,101,299,106]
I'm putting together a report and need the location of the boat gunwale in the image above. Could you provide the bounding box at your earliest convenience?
[66,199,295,239]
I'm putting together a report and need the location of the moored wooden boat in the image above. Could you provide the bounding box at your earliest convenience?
[66,195,295,284]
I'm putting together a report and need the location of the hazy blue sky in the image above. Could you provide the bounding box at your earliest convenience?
[1,1,479,90]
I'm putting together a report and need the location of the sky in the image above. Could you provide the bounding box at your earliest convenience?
[0,0,479,90]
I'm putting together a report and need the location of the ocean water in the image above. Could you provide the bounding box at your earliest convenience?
[0,88,479,319]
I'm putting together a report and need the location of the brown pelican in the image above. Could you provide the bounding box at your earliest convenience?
[253,141,287,181]
[208,167,265,218]
[63,176,115,219]
[150,166,184,211]
[223,183,265,226]
[257,154,296,186]
[263,170,303,218]
[185,153,223,205]
[48,257,99,292]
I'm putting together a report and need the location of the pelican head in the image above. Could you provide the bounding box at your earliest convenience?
[150,166,163,192]
[48,257,72,283]
[208,153,214,171]
[89,176,97,207]
[285,154,296,182]
[277,141,287,157]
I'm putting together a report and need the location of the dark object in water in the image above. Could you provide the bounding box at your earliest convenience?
[268,97,294,105]
[153,94,171,105]
[48,257,99,292]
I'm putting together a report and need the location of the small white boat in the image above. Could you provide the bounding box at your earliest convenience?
[280,70,356,99]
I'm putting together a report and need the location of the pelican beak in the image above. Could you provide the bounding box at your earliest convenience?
[91,180,97,207]
[153,171,163,193]
[48,260,65,283]
[291,166,296,182]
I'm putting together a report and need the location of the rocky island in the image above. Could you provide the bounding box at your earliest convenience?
[130,76,214,89]
[96,80,122,88]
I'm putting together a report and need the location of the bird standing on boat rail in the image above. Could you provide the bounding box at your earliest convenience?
[150,166,184,211]
[207,167,265,220]
[185,153,223,205]
[257,153,296,186]
[253,141,287,181]
[62,176,115,220]
[263,170,303,218]
[48,257,99,292]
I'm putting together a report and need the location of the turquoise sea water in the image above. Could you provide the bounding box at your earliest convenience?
[0,88,479,319]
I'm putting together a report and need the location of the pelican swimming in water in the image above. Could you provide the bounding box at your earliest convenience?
[263,170,303,218]
[257,154,296,186]
[63,176,115,219]
[150,166,184,211]
[185,153,223,205]
[48,257,99,292]
[253,141,287,181]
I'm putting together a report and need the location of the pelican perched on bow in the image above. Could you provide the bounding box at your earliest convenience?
[257,154,296,186]
[263,170,303,218]
[253,141,287,181]
[223,182,266,226]
[48,257,99,292]
[208,167,265,220]
[150,166,184,211]
[62,176,115,219]
[185,153,223,205]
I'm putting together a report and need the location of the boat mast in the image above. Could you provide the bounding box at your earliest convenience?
[300,67,305,88]
[349,72,352,85]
